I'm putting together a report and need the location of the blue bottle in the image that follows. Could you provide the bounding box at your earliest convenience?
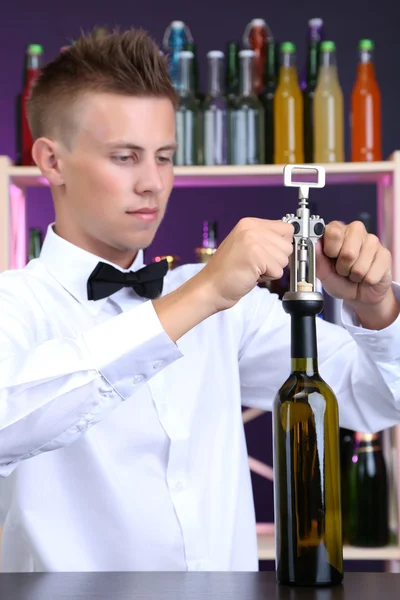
[163,20,193,88]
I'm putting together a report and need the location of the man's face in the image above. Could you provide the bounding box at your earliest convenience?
[56,92,176,266]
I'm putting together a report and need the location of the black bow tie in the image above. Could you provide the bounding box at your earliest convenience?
[87,259,168,301]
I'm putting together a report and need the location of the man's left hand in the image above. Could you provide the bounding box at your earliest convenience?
[316,220,399,329]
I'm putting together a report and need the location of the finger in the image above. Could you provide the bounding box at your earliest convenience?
[322,221,347,259]
[315,239,336,283]
[264,229,294,258]
[361,247,392,287]
[334,221,367,277]
[262,219,295,240]
[348,234,380,283]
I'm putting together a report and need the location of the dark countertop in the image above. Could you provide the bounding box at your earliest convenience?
[0,571,398,600]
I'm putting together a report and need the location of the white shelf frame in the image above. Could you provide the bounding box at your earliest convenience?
[1,153,400,567]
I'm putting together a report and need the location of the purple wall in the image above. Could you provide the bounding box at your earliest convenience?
[1,0,398,571]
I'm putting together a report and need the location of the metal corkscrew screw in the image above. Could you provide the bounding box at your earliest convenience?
[282,164,326,295]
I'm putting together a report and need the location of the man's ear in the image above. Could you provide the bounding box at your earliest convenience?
[32,137,65,186]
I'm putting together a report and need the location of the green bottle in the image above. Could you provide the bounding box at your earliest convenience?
[225,41,240,106]
[174,51,199,166]
[259,41,278,164]
[348,432,389,547]
[184,42,204,107]
[228,49,265,165]
[28,227,42,260]
[303,38,320,162]
[273,294,343,585]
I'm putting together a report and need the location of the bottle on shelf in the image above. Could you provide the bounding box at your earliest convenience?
[20,44,44,166]
[242,18,270,95]
[314,41,344,163]
[303,21,324,163]
[174,51,199,166]
[153,255,180,270]
[184,41,204,107]
[259,40,278,164]
[225,41,240,107]
[274,42,304,164]
[195,220,218,263]
[28,227,42,261]
[351,39,382,162]
[300,18,325,91]
[347,432,389,547]
[203,51,228,166]
[228,49,265,165]
[163,21,193,89]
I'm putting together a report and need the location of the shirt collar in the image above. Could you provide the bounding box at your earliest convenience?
[39,223,145,315]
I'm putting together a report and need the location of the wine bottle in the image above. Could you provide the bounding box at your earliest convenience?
[348,432,389,547]
[273,165,342,586]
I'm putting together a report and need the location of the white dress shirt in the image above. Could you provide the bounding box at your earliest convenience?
[0,223,400,573]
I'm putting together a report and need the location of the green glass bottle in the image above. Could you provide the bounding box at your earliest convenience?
[303,38,320,162]
[273,293,343,586]
[184,42,204,107]
[225,41,240,107]
[348,432,389,547]
[28,227,42,260]
[174,51,199,166]
[228,49,265,165]
[259,41,278,164]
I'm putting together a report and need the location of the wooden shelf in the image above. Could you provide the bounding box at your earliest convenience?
[7,157,397,189]
[257,531,400,561]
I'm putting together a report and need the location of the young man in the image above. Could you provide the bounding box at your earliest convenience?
[0,27,399,573]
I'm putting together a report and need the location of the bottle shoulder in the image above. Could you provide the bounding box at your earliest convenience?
[274,372,337,404]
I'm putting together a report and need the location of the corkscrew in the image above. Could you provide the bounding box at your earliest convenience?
[282,164,326,297]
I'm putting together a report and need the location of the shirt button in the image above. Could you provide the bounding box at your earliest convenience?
[153,360,165,370]
[173,480,186,492]
[132,375,144,385]
[99,387,113,397]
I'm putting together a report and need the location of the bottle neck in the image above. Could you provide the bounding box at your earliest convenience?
[356,61,376,81]
[280,51,295,69]
[208,57,223,95]
[179,57,194,95]
[185,43,199,93]
[27,54,41,70]
[290,312,318,361]
[306,40,319,87]
[291,357,319,375]
[239,54,254,96]
[264,42,277,88]
[226,44,239,94]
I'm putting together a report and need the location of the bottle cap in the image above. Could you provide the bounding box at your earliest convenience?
[320,40,336,52]
[27,44,43,55]
[239,49,255,58]
[171,20,185,28]
[359,39,374,51]
[250,18,266,27]
[308,17,323,27]
[280,41,296,53]
[178,50,194,59]
[207,50,224,59]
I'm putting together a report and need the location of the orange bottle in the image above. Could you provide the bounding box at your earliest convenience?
[351,39,382,162]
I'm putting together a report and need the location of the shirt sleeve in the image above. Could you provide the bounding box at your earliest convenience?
[238,283,400,433]
[0,296,182,476]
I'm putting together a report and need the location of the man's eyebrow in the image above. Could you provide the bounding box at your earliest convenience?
[105,141,177,152]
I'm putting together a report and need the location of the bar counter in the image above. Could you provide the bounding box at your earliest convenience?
[0,571,398,599]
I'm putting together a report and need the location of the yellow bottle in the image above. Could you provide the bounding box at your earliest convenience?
[314,41,344,162]
[274,42,304,164]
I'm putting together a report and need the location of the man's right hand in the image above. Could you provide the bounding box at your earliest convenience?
[198,217,294,312]
[153,217,294,342]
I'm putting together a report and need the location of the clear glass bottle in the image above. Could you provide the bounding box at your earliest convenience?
[203,51,228,165]
[229,49,265,165]
[174,51,199,166]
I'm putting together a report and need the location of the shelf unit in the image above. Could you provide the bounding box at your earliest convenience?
[1,153,400,568]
